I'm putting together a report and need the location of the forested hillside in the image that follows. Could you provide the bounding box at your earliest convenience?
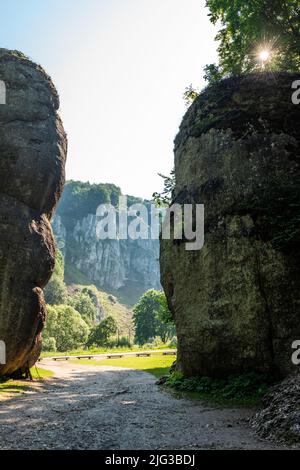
[53,180,161,306]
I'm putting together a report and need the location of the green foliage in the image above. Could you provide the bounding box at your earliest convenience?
[53,248,65,279]
[0,368,54,396]
[133,290,162,344]
[152,168,176,207]
[42,247,134,351]
[41,343,175,358]
[165,371,275,405]
[31,368,54,379]
[67,292,97,326]
[7,50,30,60]
[43,305,90,352]
[42,336,57,352]
[97,288,134,337]
[44,249,67,305]
[133,290,176,345]
[157,294,174,325]
[70,354,175,379]
[64,262,93,286]
[81,285,99,306]
[116,336,132,348]
[44,277,67,306]
[183,84,200,107]
[87,315,118,347]
[56,180,121,230]
[205,0,300,82]
[203,63,223,84]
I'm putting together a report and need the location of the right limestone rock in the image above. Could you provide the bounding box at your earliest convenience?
[160,72,300,378]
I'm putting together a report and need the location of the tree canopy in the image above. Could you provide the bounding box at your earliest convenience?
[67,292,97,326]
[44,249,67,305]
[43,305,90,352]
[205,0,300,82]
[152,169,176,207]
[87,316,118,347]
[56,180,121,230]
[133,290,175,345]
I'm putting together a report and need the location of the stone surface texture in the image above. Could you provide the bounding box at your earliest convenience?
[160,72,300,378]
[0,49,67,375]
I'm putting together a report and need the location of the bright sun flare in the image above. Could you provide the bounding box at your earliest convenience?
[259,50,270,62]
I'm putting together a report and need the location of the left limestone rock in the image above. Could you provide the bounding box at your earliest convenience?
[0,49,67,376]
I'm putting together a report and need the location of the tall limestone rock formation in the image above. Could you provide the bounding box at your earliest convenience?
[161,72,300,378]
[52,181,160,306]
[0,49,67,376]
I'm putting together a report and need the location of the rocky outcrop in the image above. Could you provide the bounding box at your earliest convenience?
[53,212,160,305]
[251,374,300,445]
[0,49,67,376]
[160,72,300,378]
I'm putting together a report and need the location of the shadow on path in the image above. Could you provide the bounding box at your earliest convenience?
[0,362,286,450]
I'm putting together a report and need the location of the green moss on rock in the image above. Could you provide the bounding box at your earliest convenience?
[161,72,300,378]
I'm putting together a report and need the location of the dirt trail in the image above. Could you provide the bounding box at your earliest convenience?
[0,360,285,450]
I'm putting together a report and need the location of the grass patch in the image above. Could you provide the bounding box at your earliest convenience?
[30,367,54,379]
[70,355,175,378]
[164,371,276,407]
[41,345,175,358]
[0,368,54,397]
[64,263,93,286]
[0,381,32,395]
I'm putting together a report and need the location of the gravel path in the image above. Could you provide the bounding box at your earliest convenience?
[0,360,286,450]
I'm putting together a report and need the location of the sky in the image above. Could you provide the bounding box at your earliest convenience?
[0,0,218,199]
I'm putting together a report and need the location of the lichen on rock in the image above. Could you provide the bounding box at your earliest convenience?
[160,72,300,378]
[0,49,67,376]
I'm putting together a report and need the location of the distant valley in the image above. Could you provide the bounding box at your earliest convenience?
[52,181,161,308]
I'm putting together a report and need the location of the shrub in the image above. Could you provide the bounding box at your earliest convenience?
[68,292,97,326]
[45,277,67,305]
[133,290,175,345]
[165,371,275,404]
[43,305,90,351]
[86,316,118,347]
[168,336,177,348]
[117,336,132,348]
[42,336,57,352]
[44,249,68,305]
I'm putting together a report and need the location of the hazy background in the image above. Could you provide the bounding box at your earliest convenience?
[0,0,218,198]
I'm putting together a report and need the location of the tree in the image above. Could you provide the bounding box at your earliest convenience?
[44,277,67,306]
[157,293,174,325]
[205,0,300,82]
[155,291,176,343]
[56,180,121,230]
[183,84,200,107]
[203,63,223,84]
[152,168,176,207]
[87,316,118,347]
[42,336,57,352]
[68,292,97,326]
[133,290,175,345]
[43,305,90,351]
[44,249,67,305]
